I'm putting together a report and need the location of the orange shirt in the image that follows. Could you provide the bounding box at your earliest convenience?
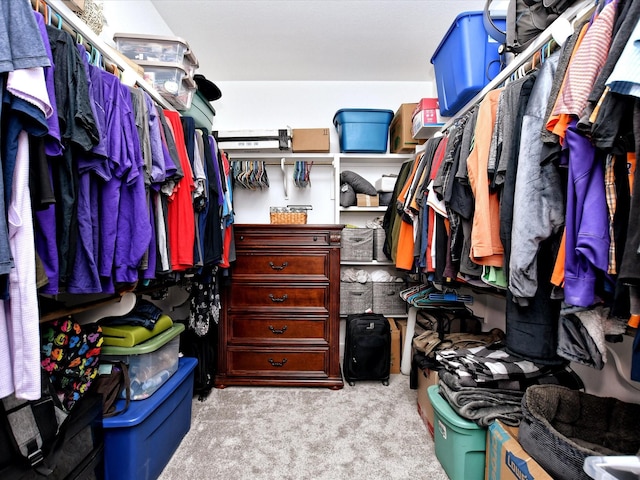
[467,89,504,267]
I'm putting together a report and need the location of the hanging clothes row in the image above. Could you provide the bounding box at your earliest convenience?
[383,0,640,372]
[0,0,235,400]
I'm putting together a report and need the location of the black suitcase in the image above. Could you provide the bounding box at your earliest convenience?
[343,313,391,386]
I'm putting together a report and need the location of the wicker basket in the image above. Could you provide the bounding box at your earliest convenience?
[341,228,374,261]
[372,282,407,315]
[340,281,372,315]
[373,229,387,261]
[270,207,308,224]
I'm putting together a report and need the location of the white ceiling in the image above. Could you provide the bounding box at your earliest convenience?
[149,0,489,83]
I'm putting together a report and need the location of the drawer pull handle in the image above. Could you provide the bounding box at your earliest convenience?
[268,325,288,334]
[269,293,288,302]
[269,261,288,271]
[268,358,288,367]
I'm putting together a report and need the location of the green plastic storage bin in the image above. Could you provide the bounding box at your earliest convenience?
[100,323,185,400]
[184,89,216,131]
[427,385,487,480]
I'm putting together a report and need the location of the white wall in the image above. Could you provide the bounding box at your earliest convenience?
[211,81,430,224]
[100,0,174,46]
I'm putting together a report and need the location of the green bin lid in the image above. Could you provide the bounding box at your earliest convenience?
[100,322,184,356]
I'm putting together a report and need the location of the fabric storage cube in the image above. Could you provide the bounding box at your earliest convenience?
[102,357,197,480]
[113,33,190,63]
[100,323,184,400]
[333,108,394,153]
[430,11,506,117]
[428,385,486,480]
[340,281,373,315]
[373,228,387,261]
[341,227,374,261]
[372,282,406,315]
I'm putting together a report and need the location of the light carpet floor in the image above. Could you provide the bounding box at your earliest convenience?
[158,373,449,480]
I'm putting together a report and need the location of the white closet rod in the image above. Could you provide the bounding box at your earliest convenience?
[440,0,596,131]
[44,0,176,111]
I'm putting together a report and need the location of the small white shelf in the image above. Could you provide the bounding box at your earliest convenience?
[412,123,445,140]
[341,260,394,266]
[340,206,388,212]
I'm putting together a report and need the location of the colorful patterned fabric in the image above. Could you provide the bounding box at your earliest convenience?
[40,319,103,411]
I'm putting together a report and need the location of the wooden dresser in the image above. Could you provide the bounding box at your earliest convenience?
[215,224,344,389]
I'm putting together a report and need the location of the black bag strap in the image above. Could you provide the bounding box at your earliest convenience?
[1,385,66,476]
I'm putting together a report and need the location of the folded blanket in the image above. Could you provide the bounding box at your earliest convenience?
[438,372,524,427]
[436,344,552,383]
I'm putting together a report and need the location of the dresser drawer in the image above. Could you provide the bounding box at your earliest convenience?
[232,252,329,278]
[226,348,329,376]
[229,284,328,310]
[229,315,328,343]
[235,230,334,247]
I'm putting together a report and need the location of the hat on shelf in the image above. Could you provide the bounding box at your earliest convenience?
[193,74,222,101]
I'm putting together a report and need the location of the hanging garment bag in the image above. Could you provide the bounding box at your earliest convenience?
[343,313,391,386]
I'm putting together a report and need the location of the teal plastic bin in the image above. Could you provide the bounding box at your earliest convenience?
[184,90,216,132]
[333,108,394,153]
[428,385,487,480]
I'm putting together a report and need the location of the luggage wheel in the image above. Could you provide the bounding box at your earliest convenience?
[382,379,389,386]
[348,381,355,386]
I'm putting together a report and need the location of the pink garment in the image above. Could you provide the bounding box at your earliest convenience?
[552,0,617,116]
[0,66,51,400]
[0,131,41,400]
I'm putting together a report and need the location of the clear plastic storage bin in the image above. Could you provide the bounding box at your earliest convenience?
[100,323,185,400]
[113,33,190,64]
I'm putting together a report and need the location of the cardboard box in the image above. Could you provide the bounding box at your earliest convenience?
[62,0,85,12]
[292,128,330,153]
[416,367,440,438]
[388,318,401,374]
[356,194,379,207]
[485,420,553,480]
[389,103,424,153]
[396,318,407,352]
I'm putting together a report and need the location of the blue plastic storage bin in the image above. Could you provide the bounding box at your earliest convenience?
[430,11,506,117]
[333,108,394,153]
[102,356,197,480]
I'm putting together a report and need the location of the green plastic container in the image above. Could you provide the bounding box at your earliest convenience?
[427,385,487,480]
[184,90,216,132]
[100,323,185,400]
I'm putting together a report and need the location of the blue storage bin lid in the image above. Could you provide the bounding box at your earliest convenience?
[103,356,197,428]
[430,11,505,64]
[333,108,394,127]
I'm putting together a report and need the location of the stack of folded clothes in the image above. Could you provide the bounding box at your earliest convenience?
[435,343,584,427]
